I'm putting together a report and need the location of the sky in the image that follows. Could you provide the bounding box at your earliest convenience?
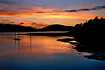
[0,0,105,29]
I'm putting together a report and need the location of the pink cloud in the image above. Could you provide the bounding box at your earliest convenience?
[81,5,93,8]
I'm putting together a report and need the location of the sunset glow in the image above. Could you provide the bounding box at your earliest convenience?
[0,0,105,29]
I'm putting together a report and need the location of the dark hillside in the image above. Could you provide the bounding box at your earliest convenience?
[0,24,36,32]
[41,24,73,31]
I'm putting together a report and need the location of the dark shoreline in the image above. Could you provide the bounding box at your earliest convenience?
[19,32,70,36]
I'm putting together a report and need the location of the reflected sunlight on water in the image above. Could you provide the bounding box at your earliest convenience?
[0,34,105,70]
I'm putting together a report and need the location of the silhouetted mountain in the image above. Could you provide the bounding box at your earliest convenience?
[70,16,105,49]
[0,24,36,32]
[41,24,73,31]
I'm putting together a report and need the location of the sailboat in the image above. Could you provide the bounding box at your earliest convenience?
[13,32,21,40]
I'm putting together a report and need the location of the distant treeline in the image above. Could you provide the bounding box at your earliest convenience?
[71,16,105,36]
[0,24,36,32]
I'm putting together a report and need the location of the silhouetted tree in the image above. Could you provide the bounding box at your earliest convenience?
[70,16,105,49]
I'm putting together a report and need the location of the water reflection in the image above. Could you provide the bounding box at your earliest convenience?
[0,35,105,70]
[14,35,33,51]
[14,40,21,51]
[4,35,74,55]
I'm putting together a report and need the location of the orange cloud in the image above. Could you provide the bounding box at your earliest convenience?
[14,6,55,13]
[0,11,96,20]
[19,22,50,29]
[0,6,105,20]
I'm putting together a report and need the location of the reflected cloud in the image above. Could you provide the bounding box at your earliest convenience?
[13,35,72,55]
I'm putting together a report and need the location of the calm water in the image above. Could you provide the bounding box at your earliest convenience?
[0,31,69,35]
[0,32,105,70]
